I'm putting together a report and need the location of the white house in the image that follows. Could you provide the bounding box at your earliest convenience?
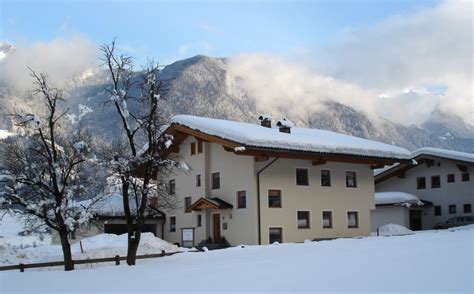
[374,147,474,230]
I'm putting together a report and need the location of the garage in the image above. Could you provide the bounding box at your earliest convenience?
[104,223,158,236]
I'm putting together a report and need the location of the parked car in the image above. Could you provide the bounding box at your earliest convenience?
[434,216,474,229]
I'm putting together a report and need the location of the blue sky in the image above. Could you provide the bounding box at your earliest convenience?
[2,0,440,62]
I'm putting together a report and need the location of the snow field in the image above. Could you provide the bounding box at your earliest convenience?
[1,226,472,293]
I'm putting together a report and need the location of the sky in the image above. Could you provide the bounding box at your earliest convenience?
[0,0,472,126]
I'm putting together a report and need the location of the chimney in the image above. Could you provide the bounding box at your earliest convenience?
[258,114,272,128]
[276,118,294,134]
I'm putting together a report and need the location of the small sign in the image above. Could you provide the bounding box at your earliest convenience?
[182,228,194,242]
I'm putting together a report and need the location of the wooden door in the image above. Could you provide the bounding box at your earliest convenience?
[213,213,221,242]
[409,210,422,231]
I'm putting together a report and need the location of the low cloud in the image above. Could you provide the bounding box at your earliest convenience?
[228,0,473,125]
[0,37,98,92]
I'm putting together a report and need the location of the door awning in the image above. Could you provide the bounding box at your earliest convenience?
[186,197,233,212]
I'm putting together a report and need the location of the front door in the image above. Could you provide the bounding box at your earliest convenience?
[213,213,221,242]
[409,210,422,231]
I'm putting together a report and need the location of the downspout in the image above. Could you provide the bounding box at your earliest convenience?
[256,157,279,245]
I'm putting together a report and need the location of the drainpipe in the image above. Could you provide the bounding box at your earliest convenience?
[256,157,279,245]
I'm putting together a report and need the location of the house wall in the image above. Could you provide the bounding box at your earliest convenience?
[376,157,474,229]
[163,137,258,246]
[258,159,375,244]
[370,206,409,231]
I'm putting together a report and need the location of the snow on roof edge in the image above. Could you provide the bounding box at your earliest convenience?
[411,147,474,163]
[170,115,411,160]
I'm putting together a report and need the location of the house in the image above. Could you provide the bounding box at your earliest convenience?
[160,115,410,247]
[52,194,165,244]
[374,147,474,231]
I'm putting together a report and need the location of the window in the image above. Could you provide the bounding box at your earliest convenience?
[237,191,246,209]
[184,197,192,213]
[321,170,331,187]
[417,177,426,189]
[268,190,282,208]
[190,142,196,155]
[462,173,470,182]
[69,231,76,240]
[322,211,333,228]
[296,168,309,186]
[434,206,441,216]
[431,176,441,188]
[196,174,201,187]
[464,204,472,213]
[347,211,359,228]
[197,214,202,227]
[449,205,456,214]
[447,174,455,183]
[169,179,176,195]
[212,172,220,190]
[269,227,282,244]
[170,217,176,232]
[197,141,203,154]
[346,171,357,188]
[297,211,310,229]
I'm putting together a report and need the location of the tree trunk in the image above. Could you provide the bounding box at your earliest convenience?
[126,228,141,266]
[59,230,74,271]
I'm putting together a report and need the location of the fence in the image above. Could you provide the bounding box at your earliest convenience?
[0,250,179,272]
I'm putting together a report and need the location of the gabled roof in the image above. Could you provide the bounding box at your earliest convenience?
[186,197,233,212]
[167,115,410,165]
[375,147,474,184]
[411,147,474,163]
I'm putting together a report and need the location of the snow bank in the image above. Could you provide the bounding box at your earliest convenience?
[378,223,414,236]
[0,211,51,249]
[171,115,411,160]
[1,226,472,292]
[0,233,178,265]
[375,192,423,206]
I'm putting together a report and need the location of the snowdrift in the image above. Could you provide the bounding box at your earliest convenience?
[0,233,178,265]
[379,223,414,236]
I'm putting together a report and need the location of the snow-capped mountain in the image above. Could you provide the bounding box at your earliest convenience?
[0,55,472,152]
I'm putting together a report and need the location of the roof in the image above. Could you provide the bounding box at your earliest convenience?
[375,192,429,207]
[411,147,474,163]
[375,147,474,183]
[170,115,411,161]
[186,197,233,212]
[86,194,164,219]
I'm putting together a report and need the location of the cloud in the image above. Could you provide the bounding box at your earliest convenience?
[0,37,98,92]
[228,0,473,125]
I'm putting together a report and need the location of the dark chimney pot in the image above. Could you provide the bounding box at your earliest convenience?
[258,114,272,128]
[276,118,293,134]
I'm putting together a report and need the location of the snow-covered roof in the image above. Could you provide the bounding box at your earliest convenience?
[170,115,410,160]
[375,192,423,206]
[411,147,474,163]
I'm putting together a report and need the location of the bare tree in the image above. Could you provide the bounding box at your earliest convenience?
[100,40,183,265]
[0,71,105,271]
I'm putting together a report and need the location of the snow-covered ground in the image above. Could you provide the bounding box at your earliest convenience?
[1,226,472,293]
[0,233,179,266]
[0,212,51,249]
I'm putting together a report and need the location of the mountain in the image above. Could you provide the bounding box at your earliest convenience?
[0,54,473,152]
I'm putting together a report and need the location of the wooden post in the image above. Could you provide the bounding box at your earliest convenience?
[80,241,84,253]
[115,255,120,265]
[377,228,379,236]
[161,250,165,257]
[19,263,24,272]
